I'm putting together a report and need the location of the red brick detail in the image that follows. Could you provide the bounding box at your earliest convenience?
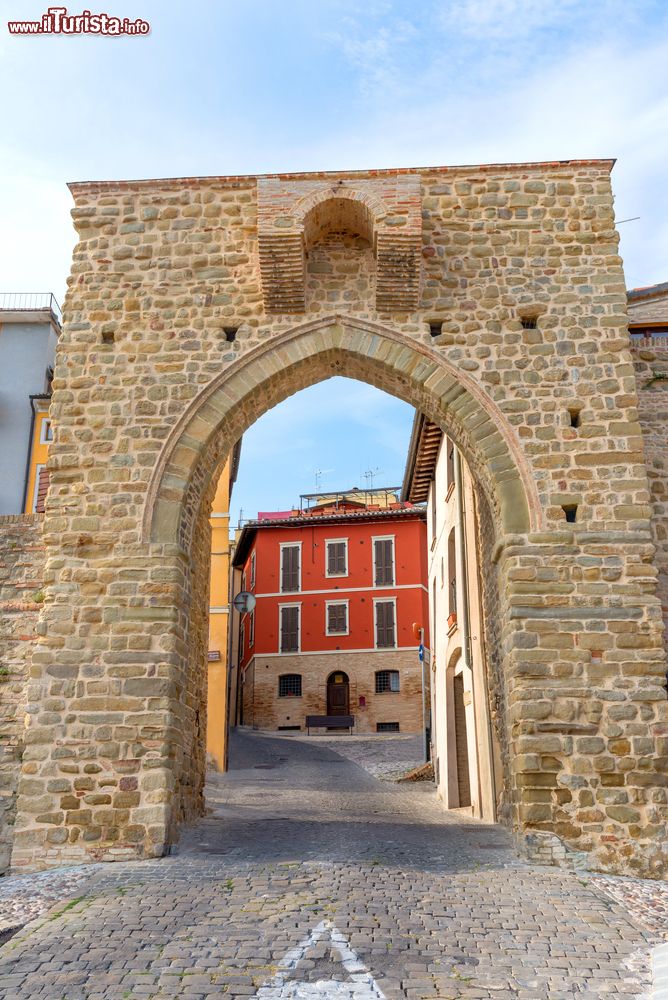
[35,467,50,514]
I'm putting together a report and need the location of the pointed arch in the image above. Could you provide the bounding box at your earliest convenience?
[142,315,541,550]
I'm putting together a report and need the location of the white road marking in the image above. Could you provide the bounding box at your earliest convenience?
[255,919,386,998]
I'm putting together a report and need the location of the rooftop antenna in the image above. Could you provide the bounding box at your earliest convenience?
[314,468,323,491]
[363,467,381,492]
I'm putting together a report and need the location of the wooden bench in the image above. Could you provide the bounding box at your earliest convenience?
[305,715,354,735]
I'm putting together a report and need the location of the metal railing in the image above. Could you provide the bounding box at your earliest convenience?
[0,292,62,325]
[630,329,668,348]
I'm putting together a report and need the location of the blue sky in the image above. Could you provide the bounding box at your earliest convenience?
[231,379,414,526]
[2,0,667,521]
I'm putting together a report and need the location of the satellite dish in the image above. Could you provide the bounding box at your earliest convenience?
[233,591,256,614]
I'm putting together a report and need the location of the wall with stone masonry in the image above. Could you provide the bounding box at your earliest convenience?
[243,650,424,734]
[0,515,44,874]
[8,160,668,878]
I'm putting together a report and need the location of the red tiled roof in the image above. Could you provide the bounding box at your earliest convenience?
[233,505,426,566]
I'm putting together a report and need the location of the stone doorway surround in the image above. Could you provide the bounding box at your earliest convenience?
[6,160,668,878]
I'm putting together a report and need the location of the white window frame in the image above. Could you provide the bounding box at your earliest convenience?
[249,609,255,647]
[239,621,245,661]
[371,534,396,588]
[31,463,46,513]
[373,596,397,650]
[325,537,348,578]
[279,541,302,594]
[40,418,53,444]
[325,599,349,636]
[278,602,301,654]
[250,550,256,590]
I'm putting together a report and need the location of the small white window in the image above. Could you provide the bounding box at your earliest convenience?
[40,419,53,444]
[250,550,256,590]
[249,610,255,647]
[374,598,397,649]
[326,601,349,636]
[372,536,395,587]
[280,543,301,593]
[325,538,348,577]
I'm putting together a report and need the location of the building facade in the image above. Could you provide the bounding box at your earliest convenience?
[231,494,429,734]
[206,441,241,769]
[403,418,497,822]
[0,293,60,515]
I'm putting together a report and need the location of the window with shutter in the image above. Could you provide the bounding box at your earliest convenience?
[280,544,300,593]
[326,602,348,635]
[373,537,395,586]
[326,539,348,576]
[375,600,396,648]
[280,605,300,652]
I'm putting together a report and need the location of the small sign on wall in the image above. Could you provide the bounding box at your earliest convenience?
[208,650,221,661]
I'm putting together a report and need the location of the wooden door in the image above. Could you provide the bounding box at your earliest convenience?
[454,673,471,807]
[327,671,349,715]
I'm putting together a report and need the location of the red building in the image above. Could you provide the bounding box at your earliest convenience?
[230,491,429,733]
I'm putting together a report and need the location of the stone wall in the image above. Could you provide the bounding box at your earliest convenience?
[0,515,44,874]
[242,650,424,734]
[9,160,668,877]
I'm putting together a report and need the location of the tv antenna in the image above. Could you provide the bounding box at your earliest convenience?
[363,467,381,490]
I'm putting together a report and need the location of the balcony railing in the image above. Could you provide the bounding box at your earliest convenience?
[630,329,668,349]
[0,292,62,326]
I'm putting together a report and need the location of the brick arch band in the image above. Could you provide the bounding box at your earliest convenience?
[142,315,542,553]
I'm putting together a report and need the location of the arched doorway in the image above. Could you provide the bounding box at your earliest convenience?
[327,671,350,717]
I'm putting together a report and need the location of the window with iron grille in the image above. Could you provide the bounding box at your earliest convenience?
[375,670,400,693]
[377,721,400,732]
[280,605,300,653]
[326,539,348,576]
[326,602,348,635]
[374,599,396,649]
[278,674,302,697]
[280,544,300,593]
[373,537,395,587]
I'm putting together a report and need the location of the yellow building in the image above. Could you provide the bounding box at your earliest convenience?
[23,395,53,513]
[206,441,242,770]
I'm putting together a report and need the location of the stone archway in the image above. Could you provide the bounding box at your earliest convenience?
[7,161,668,879]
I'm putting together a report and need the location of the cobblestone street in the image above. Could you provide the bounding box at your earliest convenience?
[1,730,666,998]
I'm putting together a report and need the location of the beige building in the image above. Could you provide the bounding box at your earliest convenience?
[403,419,497,821]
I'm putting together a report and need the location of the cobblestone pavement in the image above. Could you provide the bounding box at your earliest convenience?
[0,729,666,998]
[285,732,425,781]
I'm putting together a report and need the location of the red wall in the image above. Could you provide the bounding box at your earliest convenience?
[237,515,429,666]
